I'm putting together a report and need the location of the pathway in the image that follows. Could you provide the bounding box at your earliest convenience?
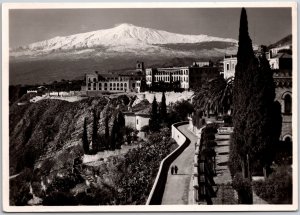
[161,124,198,205]
[212,133,237,204]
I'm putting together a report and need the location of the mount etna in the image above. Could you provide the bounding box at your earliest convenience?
[10,23,238,85]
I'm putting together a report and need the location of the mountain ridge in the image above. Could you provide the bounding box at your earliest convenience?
[11,23,237,56]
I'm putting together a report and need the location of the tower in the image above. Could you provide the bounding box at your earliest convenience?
[136,61,145,73]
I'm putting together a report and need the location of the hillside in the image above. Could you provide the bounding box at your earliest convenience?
[9,93,180,205]
[9,95,133,176]
[268,34,292,49]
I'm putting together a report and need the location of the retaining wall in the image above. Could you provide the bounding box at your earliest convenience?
[146,121,190,205]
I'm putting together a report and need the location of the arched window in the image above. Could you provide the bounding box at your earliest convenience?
[284,136,291,142]
[284,94,292,114]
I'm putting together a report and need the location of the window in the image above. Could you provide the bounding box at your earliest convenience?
[124,83,127,88]
[284,136,291,142]
[136,119,138,125]
[93,78,96,82]
[132,83,136,88]
[284,94,292,114]
[227,63,230,71]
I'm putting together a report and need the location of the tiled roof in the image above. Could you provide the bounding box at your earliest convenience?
[272,52,292,59]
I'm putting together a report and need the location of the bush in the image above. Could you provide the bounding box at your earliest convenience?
[253,165,292,204]
[43,191,78,206]
[223,115,233,126]
[232,172,253,204]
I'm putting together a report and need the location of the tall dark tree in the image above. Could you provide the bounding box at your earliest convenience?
[140,78,147,92]
[82,118,89,154]
[116,111,125,149]
[149,96,160,131]
[230,7,258,179]
[230,9,281,204]
[159,91,167,121]
[92,109,99,153]
[245,49,279,178]
[104,115,110,150]
[110,117,118,150]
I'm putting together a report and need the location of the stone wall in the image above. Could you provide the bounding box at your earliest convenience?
[146,121,189,205]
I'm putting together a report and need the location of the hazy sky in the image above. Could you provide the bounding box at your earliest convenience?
[9,8,292,48]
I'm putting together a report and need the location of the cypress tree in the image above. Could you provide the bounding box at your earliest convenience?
[230,7,258,178]
[116,111,125,149]
[104,115,110,150]
[82,118,89,154]
[92,109,99,153]
[149,96,159,131]
[160,91,167,121]
[110,117,118,150]
[245,49,279,178]
[140,78,147,92]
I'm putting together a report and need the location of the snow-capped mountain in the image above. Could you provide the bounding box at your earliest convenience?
[11,23,237,56]
[10,23,238,85]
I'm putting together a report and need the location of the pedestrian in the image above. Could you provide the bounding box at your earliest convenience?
[174,165,178,174]
[171,166,174,175]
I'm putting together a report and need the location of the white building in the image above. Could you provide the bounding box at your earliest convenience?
[82,72,142,93]
[124,111,150,131]
[222,55,237,80]
[145,67,190,90]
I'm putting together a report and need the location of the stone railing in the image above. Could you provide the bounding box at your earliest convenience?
[146,121,190,205]
[192,126,206,204]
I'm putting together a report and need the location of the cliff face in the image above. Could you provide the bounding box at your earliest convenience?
[9,95,129,177]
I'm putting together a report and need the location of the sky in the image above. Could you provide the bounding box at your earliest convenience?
[9,7,292,48]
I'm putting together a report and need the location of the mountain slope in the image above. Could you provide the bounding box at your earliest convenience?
[11,23,237,56]
[10,23,238,85]
[268,34,292,49]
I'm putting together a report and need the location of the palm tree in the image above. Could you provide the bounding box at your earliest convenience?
[193,76,234,116]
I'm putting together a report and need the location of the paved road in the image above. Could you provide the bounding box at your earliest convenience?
[161,124,198,205]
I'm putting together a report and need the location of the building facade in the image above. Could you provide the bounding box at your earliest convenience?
[145,67,190,90]
[82,62,145,94]
[273,69,292,141]
[124,112,150,131]
[82,72,142,93]
[222,55,237,80]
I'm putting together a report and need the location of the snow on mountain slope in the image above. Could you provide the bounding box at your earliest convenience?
[12,23,237,55]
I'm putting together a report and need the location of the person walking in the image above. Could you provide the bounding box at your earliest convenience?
[171,166,174,175]
[174,165,178,174]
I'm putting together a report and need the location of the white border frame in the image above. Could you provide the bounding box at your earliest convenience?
[2,2,298,212]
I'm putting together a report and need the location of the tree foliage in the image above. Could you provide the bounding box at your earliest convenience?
[149,96,160,131]
[159,92,167,122]
[92,109,99,153]
[82,118,89,154]
[193,75,233,116]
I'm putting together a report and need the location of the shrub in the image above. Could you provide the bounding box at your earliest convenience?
[232,172,253,204]
[253,165,292,204]
[223,115,233,126]
[43,191,77,206]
